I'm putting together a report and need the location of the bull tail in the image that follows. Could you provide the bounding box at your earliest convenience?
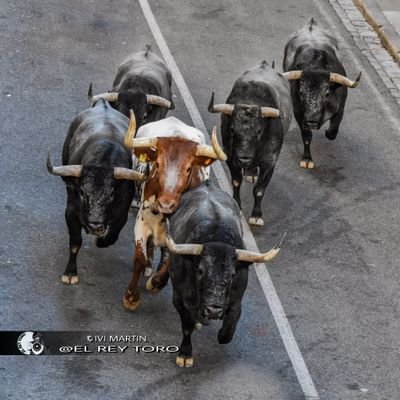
[271,60,275,69]
[145,44,152,57]
[308,17,317,31]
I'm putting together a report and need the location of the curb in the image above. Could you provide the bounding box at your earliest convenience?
[353,0,400,65]
[329,0,400,106]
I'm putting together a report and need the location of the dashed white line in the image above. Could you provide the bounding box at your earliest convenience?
[138,0,320,398]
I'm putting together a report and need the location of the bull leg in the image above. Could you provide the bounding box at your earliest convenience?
[218,302,242,344]
[227,159,243,208]
[300,128,314,169]
[144,238,155,277]
[63,201,82,285]
[146,247,170,293]
[173,293,195,368]
[123,217,152,311]
[326,109,344,141]
[249,164,275,226]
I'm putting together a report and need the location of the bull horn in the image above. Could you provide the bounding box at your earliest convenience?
[165,234,204,256]
[282,70,303,80]
[236,233,286,263]
[208,92,234,115]
[88,83,119,103]
[329,71,362,88]
[46,152,82,178]
[146,94,172,109]
[113,167,147,181]
[261,106,280,118]
[123,110,137,149]
[195,127,227,161]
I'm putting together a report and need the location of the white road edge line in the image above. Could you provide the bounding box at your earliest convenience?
[138,0,319,399]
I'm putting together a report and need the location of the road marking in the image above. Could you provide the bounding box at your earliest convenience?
[138,0,319,398]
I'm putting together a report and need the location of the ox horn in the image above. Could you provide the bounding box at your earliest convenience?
[329,71,362,88]
[282,70,303,80]
[208,92,234,115]
[88,83,118,103]
[130,137,159,149]
[46,152,82,178]
[165,234,204,256]
[261,106,280,118]
[146,94,173,109]
[113,167,147,181]
[123,110,137,149]
[196,127,227,161]
[235,233,286,263]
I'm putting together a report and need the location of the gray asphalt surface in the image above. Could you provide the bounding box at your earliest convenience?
[1,1,400,399]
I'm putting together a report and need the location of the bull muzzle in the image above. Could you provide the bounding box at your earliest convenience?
[237,156,253,166]
[87,222,106,236]
[201,305,224,320]
[157,197,178,214]
[303,119,321,130]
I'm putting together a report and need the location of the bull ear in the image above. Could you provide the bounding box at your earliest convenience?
[132,147,157,162]
[192,156,214,167]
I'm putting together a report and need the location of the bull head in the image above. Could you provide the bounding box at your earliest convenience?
[87,83,173,109]
[126,127,227,214]
[282,70,362,88]
[165,231,286,263]
[208,92,280,119]
[47,111,146,182]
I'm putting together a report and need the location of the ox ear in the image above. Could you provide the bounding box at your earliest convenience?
[132,147,157,162]
[192,155,215,167]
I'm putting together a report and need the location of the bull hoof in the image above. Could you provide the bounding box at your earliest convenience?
[325,130,338,140]
[245,175,258,183]
[146,272,169,293]
[143,267,152,277]
[146,274,159,293]
[130,199,141,209]
[61,274,79,285]
[123,290,141,311]
[176,355,194,368]
[249,217,264,226]
[299,159,314,169]
[195,322,202,330]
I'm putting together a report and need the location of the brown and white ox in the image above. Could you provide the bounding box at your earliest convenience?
[122,116,227,310]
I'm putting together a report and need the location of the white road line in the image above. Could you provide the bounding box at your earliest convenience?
[139,1,319,398]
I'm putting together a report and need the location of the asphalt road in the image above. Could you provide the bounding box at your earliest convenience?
[1,1,400,399]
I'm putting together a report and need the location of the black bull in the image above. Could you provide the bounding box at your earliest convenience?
[283,18,361,169]
[89,46,174,128]
[166,181,283,367]
[47,100,145,284]
[208,61,293,227]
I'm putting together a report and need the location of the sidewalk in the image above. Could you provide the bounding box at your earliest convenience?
[365,0,400,50]
[330,0,400,106]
